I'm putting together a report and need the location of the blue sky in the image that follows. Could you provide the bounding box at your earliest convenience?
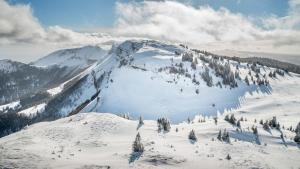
[8,0,289,31]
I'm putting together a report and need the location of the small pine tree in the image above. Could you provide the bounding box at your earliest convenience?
[213,117,218,125]
[259,119,263,125]
[239,117,243,121]
[164,120,171,132]
[276,122,281,130]
[263,121,270,131]
[224,115,230,121]
[252,126,258,135]
[188,129,197,141]
[270,116,277,128]
[237,120,241,128]
[139,116,144,125]
[187,117,191,124]
[217,130,222,141]
[132,133,144,153]
[229,114,236,125]
[294,122,300,143]
[222,129,230,143]
[226,154,231,160]
[245,76,250,85]
[176,127,178,132]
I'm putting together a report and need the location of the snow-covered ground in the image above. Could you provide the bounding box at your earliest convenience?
[0,100,21,113]
[0,113,299,169]
[17,103,46,116]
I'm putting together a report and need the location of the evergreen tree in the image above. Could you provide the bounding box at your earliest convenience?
[217,130,222,141]
[228,114,236,125]
[213,117,218,125]
[263,121,270,131]
[294,122,300,143]
[252,126,258,135]
[296,122,300,133]
[188,129,197,142]
[157,118,171,132]
[259,119,263,125]
[132,133,144,153]
[201,67,213,87]
[270,116,277,128]
[245,76,250,85]
[187,117,191,124]
[139,116,144,125]
[237,120,241,128]
[226,154,231,160]
[224,114,230,121]
[276,122,281,130]
[222,129,230,143]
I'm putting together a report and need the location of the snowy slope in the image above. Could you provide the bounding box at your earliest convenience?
[0,112,299,169]
[34,45,108,68]
[0,100,21,113]
[91,40,271,122]
[17,103,46,117]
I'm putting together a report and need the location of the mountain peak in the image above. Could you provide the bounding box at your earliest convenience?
[33,45,109,68]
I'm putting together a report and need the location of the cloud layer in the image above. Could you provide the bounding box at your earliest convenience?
[114,1,300,54]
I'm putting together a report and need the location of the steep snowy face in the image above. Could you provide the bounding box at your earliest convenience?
[93,40,272,122]
[34,45,108,69]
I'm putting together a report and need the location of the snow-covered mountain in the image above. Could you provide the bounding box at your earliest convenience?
[0,44,109,107]
[33,45,108,69]
[35,39,298,122]
[0,59,77,105]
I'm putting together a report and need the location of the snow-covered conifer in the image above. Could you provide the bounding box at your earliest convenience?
[245,76,250,85]
[294,122,300,143]
[237,120,241,128]
[132,133,144,153]
[188,129,197,142]
[139,116,144,125]
[217,130,222,141]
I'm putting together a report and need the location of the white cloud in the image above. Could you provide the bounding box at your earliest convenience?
[0,0,106,46]
[263,0,300,29]
[0,0,45,44]
[114,1,300,54]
